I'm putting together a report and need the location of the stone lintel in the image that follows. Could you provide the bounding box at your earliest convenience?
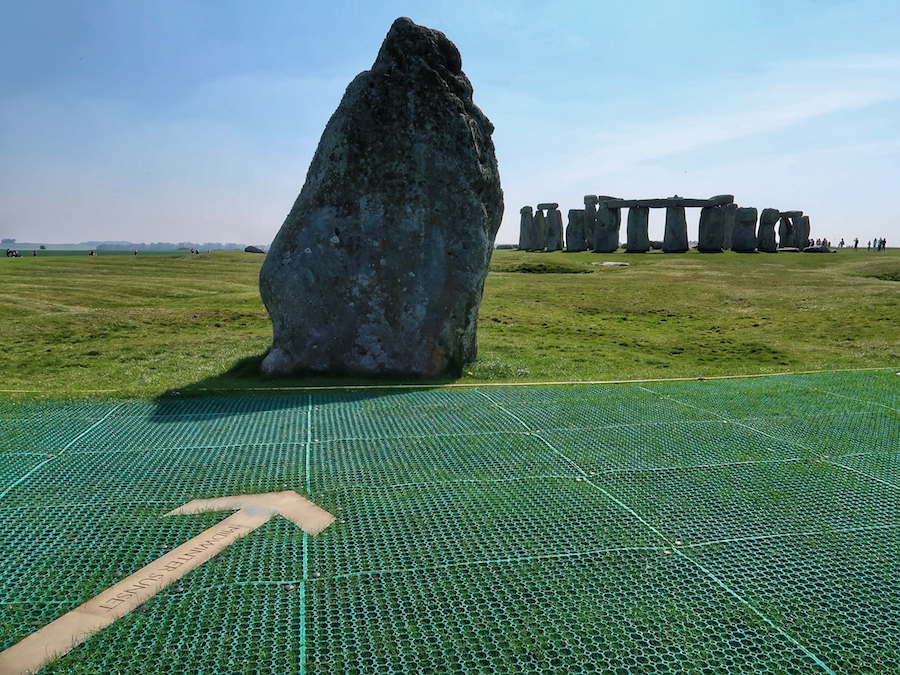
[536,202,559,210]
[779,210,803,218]
[603,195,734,209]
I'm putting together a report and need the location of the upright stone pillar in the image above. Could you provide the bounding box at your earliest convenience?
[583,195,598,250]
[731,207,758,252]
[757,208,779,252]
[663,205,688,252]
[778,215,793,248]
[565,209,587,252]
[794,215,811,249]
[593,196,621,252]
[625,206,650,252]
[723,203,738,250]
[531,208,547,251]
[518,206,533,250]
[697,205,725,252]
[546,207,564,252]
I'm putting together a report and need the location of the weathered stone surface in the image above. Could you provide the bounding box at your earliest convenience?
[663,205,688,253]
[757,208,780,252]
[531,209,547,251]
[583,195,598,250]
[780,210,803,218]
[546,208,564,251]
[518,206,533,250]
[803,244,831,253]
[731,207,758,252]
[536,202,559,210]
[258,17,503,377]
[565,209,587,252]
[593,196,621,253]
[723,203,738,250]
[697,205,724,252]
[244,245,266,254]
[625,206,650,252]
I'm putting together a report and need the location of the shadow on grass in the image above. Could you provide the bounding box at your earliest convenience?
[151,353,464,419]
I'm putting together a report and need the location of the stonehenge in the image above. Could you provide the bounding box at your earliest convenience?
[518,194,813,254]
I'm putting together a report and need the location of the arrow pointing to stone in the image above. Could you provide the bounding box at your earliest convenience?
[0,491,334,675]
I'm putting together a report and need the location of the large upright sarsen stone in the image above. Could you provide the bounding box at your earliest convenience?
[259,18,503,376]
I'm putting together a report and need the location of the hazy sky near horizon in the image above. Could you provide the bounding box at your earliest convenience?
[2,0,899,246]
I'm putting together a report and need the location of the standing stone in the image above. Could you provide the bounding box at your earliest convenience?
[625,206,650,252]
[757,208,780,252]
[721,203,738,250]
[663,205,688,253]
[794,215,811,249]
[565,209,587,252]
[731,207,758,252]
[697,205,725,252]
[546,208,564,251]
[518,206,533,250]
[258,17,503,377]
[531,209,547,251]
[583,195,598,250]
[594,196,621,253]
[778,216,793,249]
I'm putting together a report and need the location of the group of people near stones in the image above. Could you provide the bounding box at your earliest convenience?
[519,195,821,253]
[870,238,889,251]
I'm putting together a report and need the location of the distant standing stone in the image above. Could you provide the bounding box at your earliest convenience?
[531,209,547,251]
[731,207,759,252]
[723,203,738,250]
[625,206,650,252]
[794,215,811,249]
[518,206,533,250]
[546,208,564,252]
[663,205,688,253]
[778,215,793,249]
[258,17,503,376]
[594,197,621,253]
[697,205,724,252]
[583,195,599,250]
[565,209,587,252]
[757,208,780,252]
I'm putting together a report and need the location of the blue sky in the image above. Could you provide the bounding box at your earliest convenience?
[2,0,898,247]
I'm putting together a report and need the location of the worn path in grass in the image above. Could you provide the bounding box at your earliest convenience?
[1,370,898,673]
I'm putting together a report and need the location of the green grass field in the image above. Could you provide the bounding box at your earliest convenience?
[1,247,897,398]
[1,247,899,674]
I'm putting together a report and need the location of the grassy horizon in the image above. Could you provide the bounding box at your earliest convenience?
[1,247,897,399]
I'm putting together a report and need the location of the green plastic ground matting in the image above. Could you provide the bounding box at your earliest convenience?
[1,369,898,674]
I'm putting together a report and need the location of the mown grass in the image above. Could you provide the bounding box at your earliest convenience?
[0,248,897,398]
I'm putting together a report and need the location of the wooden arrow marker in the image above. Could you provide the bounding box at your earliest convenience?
[0,491,335,675]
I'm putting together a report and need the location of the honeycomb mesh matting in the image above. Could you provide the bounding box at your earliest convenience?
[1,370,898,673]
